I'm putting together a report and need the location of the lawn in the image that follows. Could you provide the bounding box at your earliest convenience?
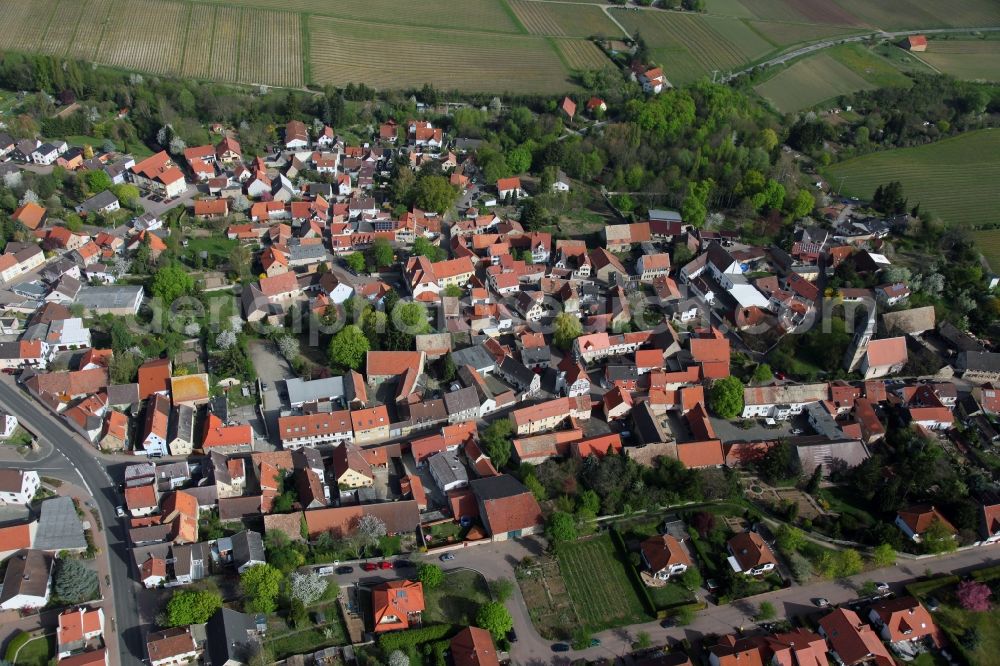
[828,43,913,88]
[648,580,697,608]
[268,619,348,660]
[11,636,53,666]
[755,52,875,112]
[557,534,652,631]
[64,135,154,159]
[422,569,491,626]
[183,236,238,264]
[823,129,1000,229]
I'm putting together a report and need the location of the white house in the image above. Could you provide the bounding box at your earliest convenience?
[0,550,52,610]
[31,144,59,165]
[0,411,18,439]
[0,469,39,504]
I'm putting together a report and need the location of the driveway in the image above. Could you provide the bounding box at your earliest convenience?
[248,340,294,444]
[138,183,199,218]
[710,412,808,442]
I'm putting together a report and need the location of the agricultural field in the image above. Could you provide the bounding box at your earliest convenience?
[191,0,523,34]
[743,20,864,48]
[0,0,61,53]
[755,44,910,112]
[969,231,1000,273]
[309,17,575,93]
[553,39,614,71]
[94,0,188,76]
[917,39,1000,82]
[557,534,650,631]
[614,10,775,84]
[510,1,623,38]
[66,0,114,61]
[823,130,1000,230]
[38,0,88,57]
[831,0,1000,30]
[738,0,862,25]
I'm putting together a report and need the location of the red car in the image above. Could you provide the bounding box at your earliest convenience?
[379,561,393,570]
[361,563,377,572]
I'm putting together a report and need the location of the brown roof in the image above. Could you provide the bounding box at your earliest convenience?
[897,505,956,535]
[866,337,908,368]
[351,405,390,433]
[871,596,939,645]
[818,608,891,665]
[676,439,724,468]
[304,500,420,539]
[258,271,300,297]
[641,534,691,573]
[146,627,197,662]
[473,476,543,537]
[0,550,52,605]
[12,202,46,230]
[366,351,423,378]
[451,626,500,666]
[137,358,172,400]
[727,531,777,571]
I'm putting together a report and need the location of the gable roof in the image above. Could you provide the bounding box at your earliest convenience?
[451,626,500,666]
[819,607,891,665]
[728,530,776,571]
[866,337,908,368]
[470,475,543,536]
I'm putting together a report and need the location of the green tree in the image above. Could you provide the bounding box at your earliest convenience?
[345,252,366,273]
[81,169,113,195]
[413,175,459,214]
[751,363,773,384]
[789,189,815,219]
[524,474,546,501]
[165,589,223,626]
[112,183,141,208]
[150,264,195,303]
[675,605,696,626]
[417,563,444,590]
[836,549,864,577]
[53,558,99,604]
[571,627,593,650]
[708,376,744,419]
[241,563,283,613]
[553,312,583,350]
[635,631,652,649]
[923,518,958,554]
[328,324,369,370]
[776,525,805,552]
[805,466,823,495]
[289,598,308,628]
[756,601,776,621]
[872,543,896,568]
[443,284,464,298]
[368,238,394,271]
[546,511,578,543]
[506,146,532,174]
[679,566,702,590]
[440,352,457,381]
[412,236,445,262]
[475,601,513,640]
[681,179,712,228]
[481,419,513,468]
[489,578,515,603]
[859,580,879,598]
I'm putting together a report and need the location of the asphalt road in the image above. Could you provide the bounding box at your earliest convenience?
[0,378,146,666]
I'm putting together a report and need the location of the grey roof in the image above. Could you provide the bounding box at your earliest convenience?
[77,190,119,213]
[795,438,870,477]
[33,496,87,551]
[108,383,140,407]
[428,450,469,489]
[129,524,173,545]
[444,386,480,416]
[169,404,195,445]
[156,461,191,483]
[76,285,144,310]
[882,306,936,336]
[182,484,218,509]
[231,530,265,567]
[805,403,845,440]
[285,376,345,407]
[520,346,551,366]
[125,462,156,484]
[12,281,48,299]
[498,356,536,389]
[648,209,682,222]
[962,351,1000,373]
[206,608,257,666]
[451,344,496,373]
[631,400,670,445]
[469,474,529,501]
[288,243,328,262]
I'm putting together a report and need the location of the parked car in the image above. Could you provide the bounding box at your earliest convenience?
[552,643,570,653]
[875,582,890,594]
[115,506,125,518]
[379,561,393,569]
[335,566,354,575]
[506,628,518,643]
[814,598,830,608]
[589,638,602,648]
[361,563,377,572]
[395,560,413,568]
[660,618,675,628]
[440,553,455,561]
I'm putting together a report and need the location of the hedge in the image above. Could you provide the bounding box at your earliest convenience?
[971,563,1000,583]
[4,631,31,662]
[905,575,959,600]
[609,528,657,618]
[377,624,456,652]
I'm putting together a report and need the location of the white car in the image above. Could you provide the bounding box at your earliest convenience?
[115,506,126,518]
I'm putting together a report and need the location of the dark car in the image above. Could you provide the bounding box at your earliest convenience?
[660,618,675,628]
[552,643,570,653]
[335,566,354,575]
[395,560,413,568]
[589,638,601,648]
[360,563,377,571]
[506,628,518,643]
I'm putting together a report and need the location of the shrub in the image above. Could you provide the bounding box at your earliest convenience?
[377,625,455,652]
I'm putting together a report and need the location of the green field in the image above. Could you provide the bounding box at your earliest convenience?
[755,43,910,112]
[823,130,1000,230]
[510,1,623,38]
[917,39,1000,81]
[557,534,651,631]
[831,0,1000,30]
[970,230,1000,273]
[11,636,53,666]
[755,53,874,112]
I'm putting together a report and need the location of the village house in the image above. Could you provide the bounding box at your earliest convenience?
[640,534,691,581]
[726,530,777,576]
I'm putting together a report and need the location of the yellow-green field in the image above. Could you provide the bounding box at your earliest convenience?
[823,130,1000,230]
[510,1,623,38]
[970,230,1000,273]
[916,39,1000,82]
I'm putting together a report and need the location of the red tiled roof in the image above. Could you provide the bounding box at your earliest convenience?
[641,534,691,573]
[866,337,907,368]
[676,439,724,468]
[258,271,300,297]
[897,505,956,535]
[728,530,776,571]
[137,358,171,400]
[819,607,891,665]
[366,351,423,378]
[201,413,252,449]
[451,626,500,666]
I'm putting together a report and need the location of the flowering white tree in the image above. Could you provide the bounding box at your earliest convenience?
[230,194,251,213]
[184,322,201,337]
[357,514,387,548]
[3,171,22,189]
[277,336,299,361]
[288,572,328,606]
[169,136,187,155]
[216,329,237,350]
[388,651,410,666]
[109,259,132,280]
[156,125,171,146]
[19,189,38,205]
